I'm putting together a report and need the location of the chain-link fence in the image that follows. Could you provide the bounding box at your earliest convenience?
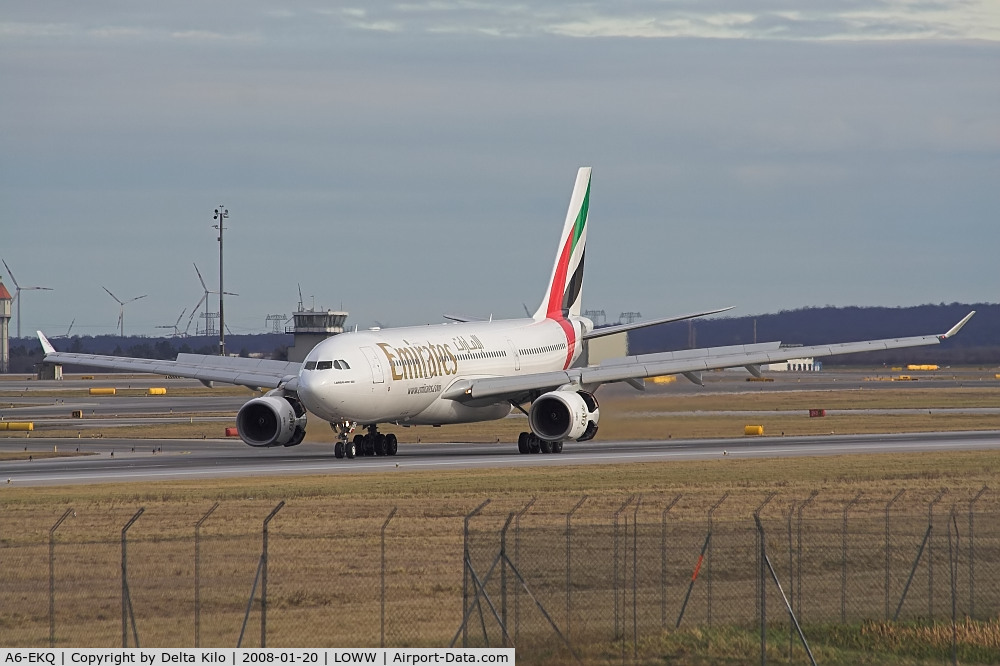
[2,490,998,663]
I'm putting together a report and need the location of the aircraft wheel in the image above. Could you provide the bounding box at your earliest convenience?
[552,440,563,453]
[517,432,530,454]
[334,442,345,459]
[354,434,364,447]
[361,434,373,456]
[386,434,398,456]
[374,433,386,456]
[539,439,552,454]
[346,441,356,459]
[528,436,541,454]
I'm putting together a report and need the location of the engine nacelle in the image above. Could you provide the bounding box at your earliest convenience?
[236,395,307,447]
[528,390,600,442]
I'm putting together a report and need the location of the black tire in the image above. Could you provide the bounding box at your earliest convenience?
[334,442,345,459]
[539,439,552,454]
[362,434,373,456]
[354,434,364,447]
[374,433,386,456]
[386,434,398,456]
[528,435,541,454]
[346,441,356,459]
[552,440,563,453]
[517,432,530,454]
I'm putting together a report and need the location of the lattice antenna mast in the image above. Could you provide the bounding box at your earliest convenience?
[265,314,287,334]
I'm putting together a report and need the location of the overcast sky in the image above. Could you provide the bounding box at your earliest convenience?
[2,1,998,338]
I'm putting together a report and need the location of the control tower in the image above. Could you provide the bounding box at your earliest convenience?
[0,278,10,373]
[286,306,348,363]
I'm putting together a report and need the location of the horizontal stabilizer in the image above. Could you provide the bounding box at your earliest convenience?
[583,306,733,340]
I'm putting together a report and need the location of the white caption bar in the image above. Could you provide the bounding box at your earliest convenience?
[0,649,514,666]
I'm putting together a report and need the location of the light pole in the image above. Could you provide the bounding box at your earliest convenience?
[213,206,228,356]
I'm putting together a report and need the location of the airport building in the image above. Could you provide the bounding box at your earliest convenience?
[286,307,348,363]
[767,357,821,372]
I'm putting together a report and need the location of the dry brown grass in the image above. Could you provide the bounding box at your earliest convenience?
[2,382,999,655]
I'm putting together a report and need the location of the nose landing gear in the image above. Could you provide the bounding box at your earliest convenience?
[332,421,357,459]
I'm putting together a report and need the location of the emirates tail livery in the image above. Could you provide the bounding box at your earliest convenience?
[38,168,974,458]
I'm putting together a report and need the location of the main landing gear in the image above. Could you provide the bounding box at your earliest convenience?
[335,423,398,459]
[517,431,563,454]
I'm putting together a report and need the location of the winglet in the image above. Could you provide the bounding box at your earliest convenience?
[940,311,975,339]
[37,330,56,355]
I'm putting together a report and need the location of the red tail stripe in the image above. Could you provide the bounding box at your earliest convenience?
[546,233,575,318]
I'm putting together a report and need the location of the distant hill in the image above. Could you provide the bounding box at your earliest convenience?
[4,304,996,374]
[3,333,292,374]
[628,303,999,366]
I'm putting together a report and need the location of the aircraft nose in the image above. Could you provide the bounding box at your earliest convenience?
[296,367,328,413]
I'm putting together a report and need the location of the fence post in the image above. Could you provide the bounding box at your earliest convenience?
[613,496,635,640]
[947,509,959,666]
[565,495,587,640]
[884,490,905,621]
[260,500,285,648]
[501,512,515,647]
[893,522,932,621]
[381,507,397,648]
[928,489,946,619]
[707,492,728,626]
[463,499,490,648]
[121,508,144,648]
[841,492,861,623]
[757,514,766,666]
[513,498,535,645]
[795,490,818,619]
[632,496,642,660]
[968,485,988,619]
[755,515,818,666]
[754,492,777,628]
[194,502,219,648]
[49,508,73,648]
[786,501,796,661]
[660,494,682,630]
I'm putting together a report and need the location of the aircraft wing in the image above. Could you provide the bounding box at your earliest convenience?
[442,311,975,403]
[37,331,300,390]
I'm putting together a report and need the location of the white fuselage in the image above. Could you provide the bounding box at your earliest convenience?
[296,316,586,426]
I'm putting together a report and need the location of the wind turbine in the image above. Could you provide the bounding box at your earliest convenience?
[186,263,237,335]
[2,258,53,339]
[156,309,187,337]
[103,286,147,337]
[54,318,76,339]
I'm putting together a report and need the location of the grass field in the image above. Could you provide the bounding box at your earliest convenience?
[2,451,999,662]
[2,379,999,662]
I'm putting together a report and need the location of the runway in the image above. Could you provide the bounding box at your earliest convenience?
[3,372,998,487]
[3,430,998,487]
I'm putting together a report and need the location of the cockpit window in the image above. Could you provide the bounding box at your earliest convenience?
[316,360,333,370]
[304,361,317,370]
[333,360,344,370]
[341,360,351,370]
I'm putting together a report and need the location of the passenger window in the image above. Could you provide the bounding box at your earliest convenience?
[304,361,317,370]
[317,360,333,370]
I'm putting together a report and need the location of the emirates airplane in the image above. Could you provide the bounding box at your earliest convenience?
[39,168,974,459]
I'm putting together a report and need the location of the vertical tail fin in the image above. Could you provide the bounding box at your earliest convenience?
[533,167,591,321]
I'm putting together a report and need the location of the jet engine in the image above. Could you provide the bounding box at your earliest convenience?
[236,394,307,447]
[528,390,600,442]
